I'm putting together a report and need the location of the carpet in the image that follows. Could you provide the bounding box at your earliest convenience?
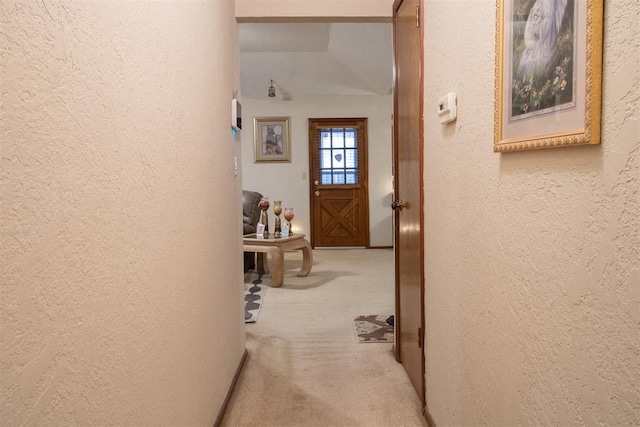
[245,272,269,323]
[353,315,394,343]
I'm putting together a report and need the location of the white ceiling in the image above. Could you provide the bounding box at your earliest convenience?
[239,22,393,99]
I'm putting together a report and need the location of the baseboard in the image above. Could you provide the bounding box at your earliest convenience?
[214,348,248,427]
[424,403,436,427]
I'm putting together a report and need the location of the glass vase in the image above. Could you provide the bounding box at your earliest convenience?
[273,200,282,237]
[283,208,294,235]
[258,197,270,236]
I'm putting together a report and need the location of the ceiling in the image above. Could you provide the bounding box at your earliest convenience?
[239,22,393,100]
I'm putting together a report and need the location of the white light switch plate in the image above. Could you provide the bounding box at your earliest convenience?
[438,92,457,124]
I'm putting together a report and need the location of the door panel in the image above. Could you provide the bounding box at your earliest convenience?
[315,187,366,246]
[393,0,425,405]
[309,118,369,248]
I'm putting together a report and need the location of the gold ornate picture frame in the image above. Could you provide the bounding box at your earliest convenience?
[494,0,604,152]
[254,117,291,163]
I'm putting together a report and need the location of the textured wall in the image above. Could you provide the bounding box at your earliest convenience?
[423,0,639,424]
[0,0,245,424]
[241,96,393,247]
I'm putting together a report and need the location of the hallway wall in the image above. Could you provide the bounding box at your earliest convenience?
[0,0,244,424]
[422,0,639,424]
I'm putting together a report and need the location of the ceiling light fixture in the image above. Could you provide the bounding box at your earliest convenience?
[268,80,276,98]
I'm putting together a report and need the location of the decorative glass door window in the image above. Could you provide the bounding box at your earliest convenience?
[319,128,358,185]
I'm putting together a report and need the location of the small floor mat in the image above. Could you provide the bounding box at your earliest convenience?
[245,272,269,323]
[353,315,394,343]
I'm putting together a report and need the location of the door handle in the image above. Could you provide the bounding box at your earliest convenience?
[391,200,407,210]
[314,180,319,186]
[315,191,320,197]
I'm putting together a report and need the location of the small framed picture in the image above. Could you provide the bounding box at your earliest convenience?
[254,117,291,163]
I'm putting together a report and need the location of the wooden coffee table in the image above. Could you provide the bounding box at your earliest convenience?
[242,234,313,287]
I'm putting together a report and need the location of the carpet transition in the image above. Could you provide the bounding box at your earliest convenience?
[353,315,394,343]
[245,272,269,323]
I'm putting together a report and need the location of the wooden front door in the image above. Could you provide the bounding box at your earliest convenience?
[393,0,425,407]
[309,118,369,248]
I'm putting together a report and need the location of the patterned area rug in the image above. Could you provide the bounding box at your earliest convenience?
[245,272,269,323]
[353,315,394,343]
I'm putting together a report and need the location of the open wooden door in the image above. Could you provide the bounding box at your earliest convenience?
[393,0,426,412]
[309,118,369,248]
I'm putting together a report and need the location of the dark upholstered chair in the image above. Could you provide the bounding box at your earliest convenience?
[242,190,263,234]
[242,190,263,271]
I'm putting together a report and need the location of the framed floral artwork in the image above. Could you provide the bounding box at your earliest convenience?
[494,0,604,152]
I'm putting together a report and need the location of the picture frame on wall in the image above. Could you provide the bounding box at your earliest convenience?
[254,117,291,163]
[494,0,604,152]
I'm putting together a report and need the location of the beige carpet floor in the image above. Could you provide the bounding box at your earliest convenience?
[221,249,427,427]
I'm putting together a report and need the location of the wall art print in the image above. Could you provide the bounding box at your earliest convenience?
[494,0,603,152]
[254,117,291,163]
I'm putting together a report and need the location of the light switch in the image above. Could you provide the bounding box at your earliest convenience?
[438,92,457,124]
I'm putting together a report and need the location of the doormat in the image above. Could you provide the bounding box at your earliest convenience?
[353,315,394,343]
[245,272,270,323]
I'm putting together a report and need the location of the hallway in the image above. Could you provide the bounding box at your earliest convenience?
[221,249,427,426]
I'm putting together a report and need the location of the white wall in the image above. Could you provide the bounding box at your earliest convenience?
[236,0,393,20]
[240,96,393,247]
[423,0,639,425]
[0,0,245,424]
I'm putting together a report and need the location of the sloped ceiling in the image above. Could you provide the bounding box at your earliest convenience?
[239,22,393,99]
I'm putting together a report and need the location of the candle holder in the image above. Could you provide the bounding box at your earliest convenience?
[258,197,270,237]
[273,200,282,238]
[283,208,294,235]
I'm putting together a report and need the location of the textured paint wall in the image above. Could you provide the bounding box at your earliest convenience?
[0,0,245,424]
[241,96,393,247]
[423,0,639,424]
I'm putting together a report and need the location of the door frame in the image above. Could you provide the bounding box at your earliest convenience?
[308,117,370,249]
